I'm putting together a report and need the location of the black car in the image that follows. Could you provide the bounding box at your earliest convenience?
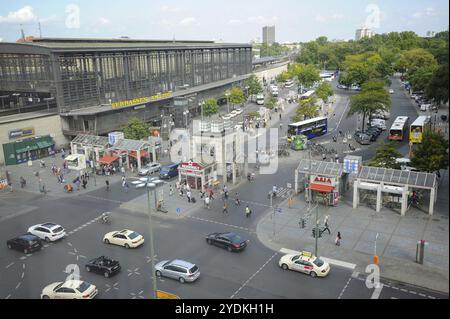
[363,131,378,142]
[367,126,382,135]
[7,234,42,254]
[85,256,121,278]
[206,232,249,252]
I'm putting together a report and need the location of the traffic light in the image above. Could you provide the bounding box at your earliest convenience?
[300,218,306,229]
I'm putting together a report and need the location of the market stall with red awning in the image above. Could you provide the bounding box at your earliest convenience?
[98,155,120,165]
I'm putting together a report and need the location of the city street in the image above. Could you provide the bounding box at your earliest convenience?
[0,78,447,300]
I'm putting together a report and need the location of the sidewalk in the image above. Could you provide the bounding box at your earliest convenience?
[256,178,449,293]
[2,153,170,198]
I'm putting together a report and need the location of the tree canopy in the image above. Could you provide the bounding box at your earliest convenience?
[292,98,319,122]
[122,117,149,140]
[287,63,320,88]
[315,82,334,103]
[244,74,263,95]
[202,98,219,117]
[227,87,246,106]
[411,131,449,172]
[367,142,402,169]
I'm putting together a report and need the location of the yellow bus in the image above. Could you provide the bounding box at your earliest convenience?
[409,116,431,144]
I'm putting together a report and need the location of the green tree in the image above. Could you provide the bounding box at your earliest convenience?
[122,117,149,140]
[288,63,320,88]
[426,45,449,106]
[264,95,277,110]
[408,65,438,92]
[411,131,449,172]
[315,82,334,103]
[367,142,402,169]
[244,74,263,95]
[347,80,391,131]
[276,71,291,83]
[292,98,319,122]
[202,98,219,117]
[398,48,437,76]
[247,111,260,120]
[227,87,246,108]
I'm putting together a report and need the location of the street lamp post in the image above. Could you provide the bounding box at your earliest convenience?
[183,110,189,130]
[225,91,230,114]
[145,179,163,299]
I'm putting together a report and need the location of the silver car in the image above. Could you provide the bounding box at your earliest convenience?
[138,162,161,176]
[155,259,200,283]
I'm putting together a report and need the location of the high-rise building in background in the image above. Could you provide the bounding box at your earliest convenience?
[426,31,436,38]
[262,26,275,45]
[355,27,374,40]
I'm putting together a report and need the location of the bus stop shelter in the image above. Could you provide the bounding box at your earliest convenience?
[294,159,347,206]
[353,166,438,215]
[108,139,152,170]
[70,134,110,163]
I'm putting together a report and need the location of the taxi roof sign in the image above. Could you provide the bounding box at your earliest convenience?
[301,251,313,258]
[156,290,181,299]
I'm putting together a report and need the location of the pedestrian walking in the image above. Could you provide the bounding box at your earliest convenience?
[245,205,252,218]
[204,196,210,209]
[169,185,173,196]
[121,177,126,188]
[121,166,125,176]
[187,190,192,203]
[75,179,81,191]
[61,148,65,159]
[335,231,342,246]
[279,113,282,120]
[105,180,110,191]
[235,192,240,206]
[323,215,331,234]
[124,182,129,193]
[223,202,228,214]
[82,179,88,189]
[20,176,26,188]
[179,188,184,197]
[322,153,327,161]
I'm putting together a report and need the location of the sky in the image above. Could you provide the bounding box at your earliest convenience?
[0,0,448,43]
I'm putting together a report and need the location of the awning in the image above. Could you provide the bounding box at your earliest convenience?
[309,183,334,193]
[98,155,120,164]
[36,141,54,149]
[15,145,38,153]
[129,150,149,159]
[65,154,79,161]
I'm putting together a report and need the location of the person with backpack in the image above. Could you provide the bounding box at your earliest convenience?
[335,231,342,246]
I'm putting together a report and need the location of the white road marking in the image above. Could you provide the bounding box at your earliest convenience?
[409,290,417,295]
[188,216,253,233]
[22,264,25,269]
[279,248,357,270]
[351,271,360,279]
[5,294,11,299]
[15,282,21,290]
[19,256,26,260]
[371,284,383,299]
[5,262,14,269]
[230,252,278,299]
[418,293,426,297]
[21,272,24,279]
[338,275,353,299]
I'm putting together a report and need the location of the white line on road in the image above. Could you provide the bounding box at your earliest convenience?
[5,262,14,269]
[338,275,353,299]
[22,264,25,269]
[371,284,383,299]
[230,252,278,299]
[5,294,11,299]
[15,282,21,290]
[21,272,24,279]
[279,248,357,270]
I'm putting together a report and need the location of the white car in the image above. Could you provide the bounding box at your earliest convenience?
[138,162,161,176]
[285,80,294,88]
[28,223,66,242]
[370,119,387,130]
[389,89,394,94]
[103,229,144,248]
[279,251,330,278]
[41,280,98,299]
[229,111,238,118]
[221,114,231,120]
[234,108,243,115]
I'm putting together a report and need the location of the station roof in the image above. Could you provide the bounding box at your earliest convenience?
[3,37,251,53]
[296,159,344,177]
[110,139,150,151]
[71,134,109,147]
[357,166,437,190]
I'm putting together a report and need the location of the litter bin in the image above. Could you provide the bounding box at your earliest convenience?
[416,240,425,264]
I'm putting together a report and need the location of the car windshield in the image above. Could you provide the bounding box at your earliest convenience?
[291,255,300,261]
[228,234,243,243]
[52,227,64,233]
[128,232,140,240]
[76,281,91,293]
[313,258,325,267]
[189,265,199,273]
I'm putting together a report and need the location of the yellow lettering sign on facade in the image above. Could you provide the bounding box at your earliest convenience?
[111,92,173,109]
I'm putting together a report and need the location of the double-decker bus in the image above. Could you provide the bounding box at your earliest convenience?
[388,116,409,141]
[288,117,328,140]
[299,90,315,101]
[409,116,431,144]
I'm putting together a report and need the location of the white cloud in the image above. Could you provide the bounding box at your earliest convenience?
[0,6,37,23]
[247,16,278,24]
[413,7,437,18]
[160,5,181,13]
[98,17,110,26]
[179,17,199,26]
[316,13,345,23]
[39,15,60,24]
[227,19,243,26]
[0,38,3,42]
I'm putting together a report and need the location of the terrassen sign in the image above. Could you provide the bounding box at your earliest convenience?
[111,91,173,109]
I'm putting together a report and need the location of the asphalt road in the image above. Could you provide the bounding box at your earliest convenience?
[0,79,447,300]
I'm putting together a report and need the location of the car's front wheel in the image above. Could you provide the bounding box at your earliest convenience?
[45,237,51,243]
[281,264,289,270]
[227,246,233,252]
[104,271,110,278]
[7,244,12,249]
[179,277,185,284]
[42,295,50,299]
[310,271,317,278]
[104,239,110,244]
[206,239,212,245]
[155,270,162,277]
[85,266,91,272]
[124,243,130,249]
[23,248,28,254]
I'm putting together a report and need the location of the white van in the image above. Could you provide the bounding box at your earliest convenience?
[370,119,387,130]
[284,80,294,88]
[256,93,264,105]
[270,86,279,97]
